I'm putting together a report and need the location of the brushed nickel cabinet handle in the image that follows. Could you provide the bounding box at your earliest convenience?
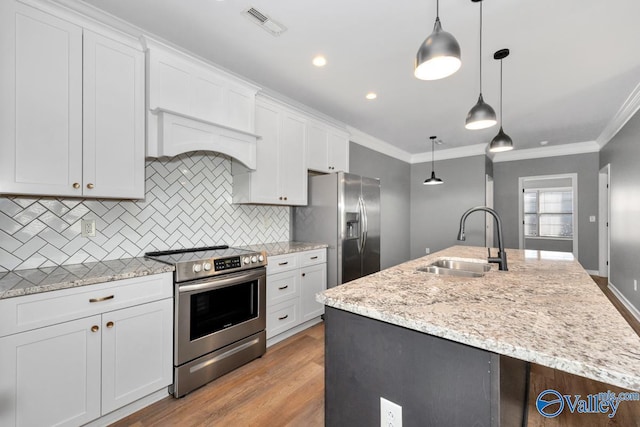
[278,261,289,266]
[87,183,94,189]
[278,314,289,320]
[106,321,114,328]
[73,182,80,189]
[91,325,99,332]
[278,285,289,290]
[89,295,114,303]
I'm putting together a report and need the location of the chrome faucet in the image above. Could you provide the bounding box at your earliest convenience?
[457,206,508,271]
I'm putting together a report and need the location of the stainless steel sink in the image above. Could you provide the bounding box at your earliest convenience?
[417,258,491,278]
[430,259,491,274]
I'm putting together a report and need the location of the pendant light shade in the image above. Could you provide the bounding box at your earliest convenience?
[489,48,514,153]
[424,136,444,185]
[465,0,496,130]
[414,0,461,81]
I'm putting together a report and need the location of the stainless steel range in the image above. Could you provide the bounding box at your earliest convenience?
[145,245,267,397]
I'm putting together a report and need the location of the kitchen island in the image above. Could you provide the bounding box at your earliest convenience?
[317,246,640,426]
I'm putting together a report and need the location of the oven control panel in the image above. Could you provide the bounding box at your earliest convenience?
[214,257,242,271]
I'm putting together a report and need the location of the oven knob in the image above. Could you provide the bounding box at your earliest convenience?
[251,255,258,263]
[203,262,212,271]
[193,264,202,273]
[243,256,250,265]
[258,254,265,262]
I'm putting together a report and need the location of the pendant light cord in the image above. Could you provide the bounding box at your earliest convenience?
[499,59,503,123]
[436,0,439,18]
[479,2,483,93]
[431,138,435,171]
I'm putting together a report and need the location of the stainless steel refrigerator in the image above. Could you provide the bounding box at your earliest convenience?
[292,172,380,288]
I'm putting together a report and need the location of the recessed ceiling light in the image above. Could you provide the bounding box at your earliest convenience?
[312,55,327,67]
[540,140,549,146]
[365,92,377,100]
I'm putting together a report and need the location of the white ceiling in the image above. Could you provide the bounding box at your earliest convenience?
[80,0,640,156]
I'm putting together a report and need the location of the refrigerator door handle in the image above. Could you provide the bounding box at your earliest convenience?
[360,196,368,254]
[356,196,363,253]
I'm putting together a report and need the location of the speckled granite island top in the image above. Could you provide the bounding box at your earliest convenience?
[0,258,174,300]
[317,245,640,392]
[240,241,328,256]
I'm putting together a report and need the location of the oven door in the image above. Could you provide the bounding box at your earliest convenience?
[175,267,266,366]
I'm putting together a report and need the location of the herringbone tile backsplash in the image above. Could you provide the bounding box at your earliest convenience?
[0,152,289,272]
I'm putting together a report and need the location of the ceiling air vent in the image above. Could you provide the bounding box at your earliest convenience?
[243,7,287,36]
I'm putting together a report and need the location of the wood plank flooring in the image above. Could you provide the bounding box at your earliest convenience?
[112,276,640,427]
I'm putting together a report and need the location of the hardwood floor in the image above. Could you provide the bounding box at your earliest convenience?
[113,276,640,427]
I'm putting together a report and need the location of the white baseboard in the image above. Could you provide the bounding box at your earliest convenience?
[608,282,640,324]
[266,317,323,348]
[586,269,600,276]
[85,388,170,427]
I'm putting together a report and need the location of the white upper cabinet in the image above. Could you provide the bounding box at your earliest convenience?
[307,120,349,173]
[143,36,261,169]
[0,0,145,199]
[232,96,307,205]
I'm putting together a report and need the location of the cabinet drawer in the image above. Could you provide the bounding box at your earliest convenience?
[266,298,299,339]
[267,253,299,274]
[267,270,299,306]
[299,249,326,266]
[0,273,173,337]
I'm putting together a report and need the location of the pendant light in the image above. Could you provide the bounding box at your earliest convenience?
[424,136,444,185]
[465,0,496,130]
[414,0,461,81]
[489,48,514,152]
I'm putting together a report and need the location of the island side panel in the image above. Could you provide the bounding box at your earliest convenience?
[324,307,495,427]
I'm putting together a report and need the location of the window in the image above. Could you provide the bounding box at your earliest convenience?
[524,189,573,238]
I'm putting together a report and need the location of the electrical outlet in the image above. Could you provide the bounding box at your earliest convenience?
[81,219,96,237]
[589,215,596,223]
[380,397,402,427]
[634,279,638,292]
[425,248,430,254]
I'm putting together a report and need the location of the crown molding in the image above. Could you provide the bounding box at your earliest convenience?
[411,143,488,164]
[491,141,600,163]
[597,80,640,148]
[347,127,412,163]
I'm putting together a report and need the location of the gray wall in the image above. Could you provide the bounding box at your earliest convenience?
[600,109,640,312]
[349,142,411,269]
[410,155,487,259]
[493,153,600,271]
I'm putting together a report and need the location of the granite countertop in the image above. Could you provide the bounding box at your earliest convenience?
[0,258,174,300]
[318,245,640,392]
[240,241,328,257]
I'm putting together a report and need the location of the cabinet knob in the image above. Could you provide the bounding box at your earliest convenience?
[106,321,114,328]
[284,197,288,201]
[279,196,283,200]
[302,273,306,277]
[87,183,95,189]
[73,182,80,189]
[91,325,99,333]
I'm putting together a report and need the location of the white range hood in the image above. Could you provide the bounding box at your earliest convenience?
[142,36,261,169]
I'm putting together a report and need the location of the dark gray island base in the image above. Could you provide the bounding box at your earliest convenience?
[325,307,529,427]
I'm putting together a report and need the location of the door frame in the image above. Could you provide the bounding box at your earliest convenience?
[518,173,578,260]
[598,164,611,278]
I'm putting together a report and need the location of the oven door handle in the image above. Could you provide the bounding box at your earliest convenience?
[178,268,265,293]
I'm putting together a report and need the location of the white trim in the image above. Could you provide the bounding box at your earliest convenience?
[598,164,611,277]
[518,173,578,260]
[608,282,640,324]
[411,143,487,163]
[266,317,323,347]
[84,388,169,427]
[492,141,600,163]
[585,269,600,276]
[597,81,640,149]
[347,127,412,163]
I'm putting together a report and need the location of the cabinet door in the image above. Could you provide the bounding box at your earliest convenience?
[300,263,327,322]
[0,2,83,196]
[328,130,349,173]
[83,30,145,199]
[0,315,101,427]
[101,299,173,414]
[247,100,281,203]
[279,112,308,205]
[267,269,300,306]
[307,122,330,173]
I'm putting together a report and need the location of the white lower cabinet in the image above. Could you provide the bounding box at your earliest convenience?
[266,249,327,343]
[0,273,173,427]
